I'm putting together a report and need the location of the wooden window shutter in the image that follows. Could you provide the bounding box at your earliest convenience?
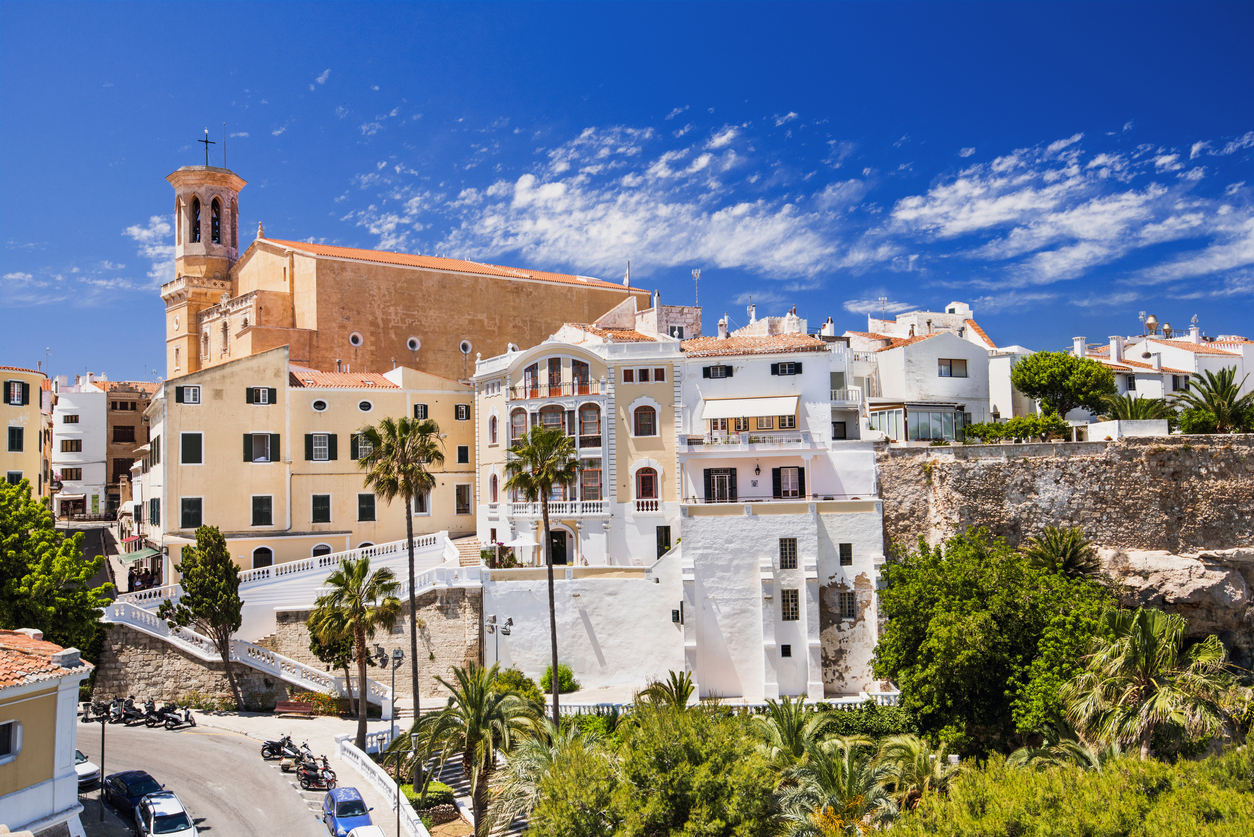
[268,388,277,404]
[724,365,734,378]
[772,468,782,499]
[350,434,359,460]
[729,469,738,502]
[328,434,338,460]
[702,367,711,378]
[243,434,253,461]
[21,382,30,405]
[798,467,806,498]
[270,433,281,460]
[703,469,712,500]
[175,386,184,403]
[304,434,314,461]
[794,362,803,373]
[771,363,780,375]
[246,387,254,404]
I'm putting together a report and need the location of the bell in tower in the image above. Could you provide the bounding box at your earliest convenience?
[161,160,247,378]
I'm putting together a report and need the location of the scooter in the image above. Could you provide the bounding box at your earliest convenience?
[122,697,149,726]
[107,697,128,724]
[297,755,337,790]
[164,706,197,730]
[261,734,299,761]
[81,700,110,723]
[281,742,315,773]
[142,698,163,727]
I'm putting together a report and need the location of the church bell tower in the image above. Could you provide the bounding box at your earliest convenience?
[161,165,247,378]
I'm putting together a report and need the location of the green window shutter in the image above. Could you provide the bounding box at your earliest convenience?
[304,435,314,461]
[21,382,31,405]
[771,363,780,375]
[268,388,277,404]
[798,467,806,497]
[772,468,782,499]
[270,434,281,461]
[174,387,184,403]
[246,387,254,404]
[350,434,359,460]
[328,434,338,460]
[243,434,253,462]
[794,362,803,374]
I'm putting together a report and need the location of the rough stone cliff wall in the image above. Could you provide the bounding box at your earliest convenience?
[877,436,1254,552]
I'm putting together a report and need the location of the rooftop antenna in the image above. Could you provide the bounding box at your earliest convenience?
[198,128,215,167]
[1138,310,1147,335]
[878,296,888,319]
[692,268,701,306]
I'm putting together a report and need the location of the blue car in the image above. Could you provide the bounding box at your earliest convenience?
[321,787,373,837]
[102,769,163,815]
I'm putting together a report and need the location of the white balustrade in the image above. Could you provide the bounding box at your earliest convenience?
[504,500,607,517]
[830,388,863,404]
[335,735,431,837]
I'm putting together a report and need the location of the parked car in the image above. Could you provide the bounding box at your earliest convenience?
[75,749,100,788]
[102,769,163,815]
[322,787,373,837]
[134,790,197,836]
[346,828,387,837]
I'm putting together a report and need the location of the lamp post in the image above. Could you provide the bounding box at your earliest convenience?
[97,712,106,822]
[373,645,404,738]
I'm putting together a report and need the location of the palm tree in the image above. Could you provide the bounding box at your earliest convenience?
[310,556,402,751]
[638,670,696,710]
[358,415,444,717]
[427,662,535,832]
[504,425,580,725]
[778,737,896,836]
[1008,726,1121,772]
[481,717,598,835]
[875,734,959,810]
[750,696,834,767]
[1022,526,1100,579]
[1171,366,1254,433]
[1101,394,1172,421]
[1061,608,1230,760]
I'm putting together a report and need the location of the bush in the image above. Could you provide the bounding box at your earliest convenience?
[814,700,919,739]
[541,663,580,694]
[1178,407,1219,434]
[176,690,236,712]
[289,690,342,716]
[402,780,456,809]
[496,667,543,704]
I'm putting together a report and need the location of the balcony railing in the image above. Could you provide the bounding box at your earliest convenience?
[509,381,604,400]
[685,431,817,449]
[685,493,871,504]
[831,388,863,405]
[851,351,879,363]
[635,499,660,513]
[505,500,609,517]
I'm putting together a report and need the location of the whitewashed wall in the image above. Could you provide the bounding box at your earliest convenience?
[877,332,992,422]
[51,382,107,514]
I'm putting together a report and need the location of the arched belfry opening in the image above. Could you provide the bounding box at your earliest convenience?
[211,198,222,244]
[190,197,201,243]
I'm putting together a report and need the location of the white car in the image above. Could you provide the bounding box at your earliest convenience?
[134,790,197,836]
[75,749,100,788]
[347,827,388,837]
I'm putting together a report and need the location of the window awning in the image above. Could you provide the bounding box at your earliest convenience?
[698,395,799,421]
[56,494,86,501]
[121,535,143,543]
[120,547,160,565]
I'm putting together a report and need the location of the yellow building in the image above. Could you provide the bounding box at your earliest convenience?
[153,345,475,573]
[159,165,653,381]
[0,629,93,837]
[3,367,49,498]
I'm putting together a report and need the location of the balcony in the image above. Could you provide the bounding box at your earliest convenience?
[682,431,821,453]
[509,381,604,400]
[831,388,863,407]
[505,500,609,517]
[635,499,660,513]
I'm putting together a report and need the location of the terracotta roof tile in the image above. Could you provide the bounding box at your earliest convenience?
[1210,338,1253,345]
[0,366,45,376]
[102,381,161,395]
[844,331,891,340]
[681,332,829,358]
[1106,357,1192,374]
[288,365,400,389]
[964,319,997,348]
[564,324,658,343]
[875,333,943,352]
[1148,339,1243,356]
[0,630,92,690]
[262,239,646,294]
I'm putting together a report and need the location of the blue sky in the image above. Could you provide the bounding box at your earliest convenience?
[2,1,1252,380]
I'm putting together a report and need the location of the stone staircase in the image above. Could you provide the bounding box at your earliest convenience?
[452,536,483,567]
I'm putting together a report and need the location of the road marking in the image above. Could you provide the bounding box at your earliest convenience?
[175,729,253,739]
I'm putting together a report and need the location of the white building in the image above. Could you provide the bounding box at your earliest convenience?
[50,375,108,518]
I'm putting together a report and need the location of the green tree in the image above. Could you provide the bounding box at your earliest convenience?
[1171,366,1254,433]
[0,478,112,653]
[483,717,596,836]
[529,742,619,837]
[1062,608,1230,760]
[504,425,579,725]
[1010,352,1116,417]
[1022,526,1100,579]
[750,695,835,767]
[306,605,359,717]
[778,737,896,836]
[874,734,959,811]
[357,415,444,716]
[157,526,244,708]
[872,529,1114,753]
[1101,394,1172,421]
[1176,407,1219,434]
[425,662,535,832]
[310,556,401,750]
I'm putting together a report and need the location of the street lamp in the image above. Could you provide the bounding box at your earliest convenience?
[97,712,106,822]
[373,646,405,735]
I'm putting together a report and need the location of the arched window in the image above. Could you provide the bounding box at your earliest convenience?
[176,197,183,246]
[312,544,332,558]
[211,198,222,244]
[633,405,656,437]
[252,547,273,568]
[230,198,238,248]
[488,416,498,445]
[510,409,527,442]
[635,468,658,499]
[201,332,209,358]
[572,360,590,395]
[220,321,229,355]
[579,405,600,438]
[490,474,499,503]
[190,197,201,243]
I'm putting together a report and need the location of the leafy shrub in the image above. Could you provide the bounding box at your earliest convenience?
[496,667,543,704]
[289,690,342,716]
[176,690,236,712]
[814,700,919,739]
[1177,407,1219,435]
[402,780,456,809]
[541,663,580,694]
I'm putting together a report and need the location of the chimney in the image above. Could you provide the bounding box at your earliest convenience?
[1073,337,1086,358]
[749,304,757,323]
[1150,353,1162,371]
[717,318,728,340]
[1189,324,1201,344]
[820,317,835,337]
[1109,336,1124,363]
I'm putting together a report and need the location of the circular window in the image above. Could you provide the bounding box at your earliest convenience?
[406,336,421,352]
[358,400,373,412]
[349,332,364,347]
[459,339,472,355]
[312,399,328,412]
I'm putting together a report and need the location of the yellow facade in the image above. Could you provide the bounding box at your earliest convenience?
[2,367,48,497]
[0,687,55,796]
[163,347,475,571]
[612,362,679,503]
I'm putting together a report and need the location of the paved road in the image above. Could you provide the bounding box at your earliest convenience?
[78,722,331,837]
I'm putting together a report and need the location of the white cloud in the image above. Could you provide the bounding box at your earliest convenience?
[335,107,349,119]
[3,271,33,281]
[1123,121,1134,132]
[773,112,799,127]
[1139,216,1254,284]
[1216,131,1254,155]
[122,216,174,285]
[968,291,1056,313]
[360,122,383,136]
[1154,154,1183,172]
[842,297,914,316]
[1190,141,1211,159]
[707,127,738,149]
[665,106,689,120]
[272,124,288,136]
[959,147,976,158]
[315,69,330,84]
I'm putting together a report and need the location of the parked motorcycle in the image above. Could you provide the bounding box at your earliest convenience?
[261,734,300,761]
[121,696,149,726]
[80,700,110,723]
[281,742,315,773]
[163,706,196,730]
[297,755,337,790]
[141,698,162,727]
[107,697,130,724]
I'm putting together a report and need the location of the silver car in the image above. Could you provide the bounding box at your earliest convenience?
[134,790,197,836]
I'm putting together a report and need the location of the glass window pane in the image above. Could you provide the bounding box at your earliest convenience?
[931,412,943,440]
[908,411,920,440]
[943,412,954,439]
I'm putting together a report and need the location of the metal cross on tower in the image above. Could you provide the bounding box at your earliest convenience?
[198,129,215,166]
[692,268,701,306]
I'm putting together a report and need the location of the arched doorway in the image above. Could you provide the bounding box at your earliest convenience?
[252,547,273,569]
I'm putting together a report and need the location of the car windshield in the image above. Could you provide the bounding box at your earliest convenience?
[76,750,87,763]
[126,777,162,797]
[336,800,369,817]
[152,813,193,834]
